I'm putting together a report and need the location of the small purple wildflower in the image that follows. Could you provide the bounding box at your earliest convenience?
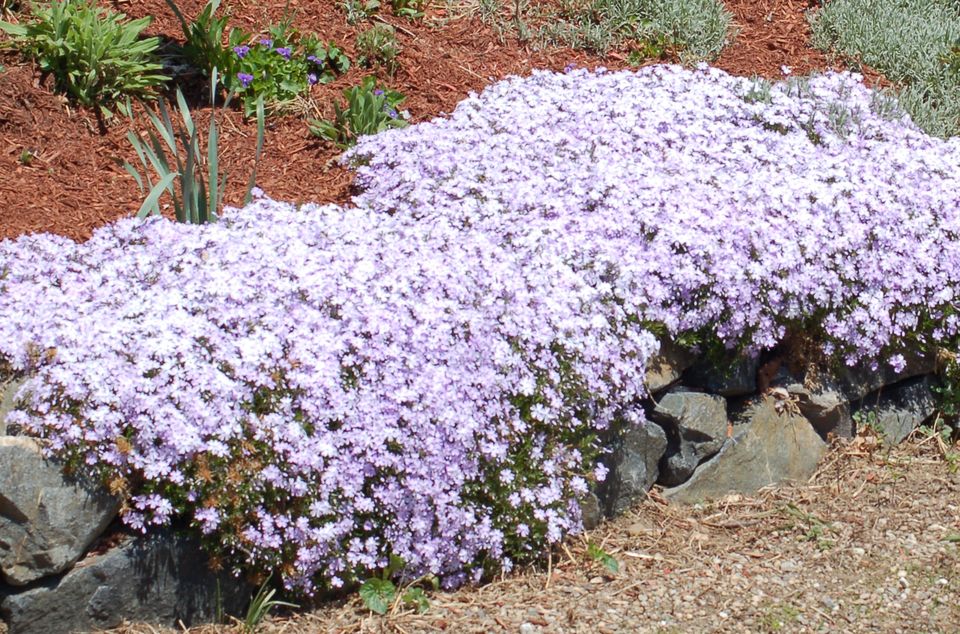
[276,47,292,59]
[260,38,273,48]
[373,89,385,96]
[233,45,250,58]
[237,72,254,88]
[307,54,322,65]
[307,73,318,85]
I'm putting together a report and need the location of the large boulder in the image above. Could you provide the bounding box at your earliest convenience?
[649,389,728,486]
[0,531,253,634]
[597,420,667,516]
[0,437,120,586]
[852,375,939,445]
[663,397,827,503]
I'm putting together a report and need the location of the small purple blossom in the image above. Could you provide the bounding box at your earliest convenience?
[233,45,250,58]
[307,73,318,85]
[237,72,254,88]
[276,47,292,59]
[260,38,273,48]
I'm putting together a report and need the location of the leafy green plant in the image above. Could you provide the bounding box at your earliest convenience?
[341,0,381,24]
[162,0,348,114]
[586,542,620,573]
[810,0,960,137]
[308,76,408,148]
[164,0,237,81]
[242,574,298,633]
[525,0,731,60]
[122,67,266,224]
[0,0,167,117]
[391,0,424,19]
[358,555,436,615]
[356,23,400,74]
[226,28,349,116]
[359,578,396,615]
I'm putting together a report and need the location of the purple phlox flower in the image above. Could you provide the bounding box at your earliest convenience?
[308,73,318,85]
[233,45,250,58]
[307,54,322,65]
[237,72,254,88]
[276,47,292,59]
[385,108,398,119]
[373,88,385,96]
[260,38,273,48]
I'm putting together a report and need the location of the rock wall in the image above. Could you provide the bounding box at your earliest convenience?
[0,378,251,634]
[0,343,955,631]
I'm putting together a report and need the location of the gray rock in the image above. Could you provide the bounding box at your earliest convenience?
[836,349,937,402]
[644,339,696,395]
[0,531,253,634]
[0,377,26,436]
[684,354,759,397]
[780,374,855,439]
[579,492,602,531]
[597,421,667,516]
[650,389,728,486]
[852,376,938,445]
[0,437,120,586]
[663,398,827,503]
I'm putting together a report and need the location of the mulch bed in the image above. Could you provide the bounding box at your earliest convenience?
[0,0,879,243]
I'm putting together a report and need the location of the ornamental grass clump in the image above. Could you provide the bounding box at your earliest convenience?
[2,65,960,595]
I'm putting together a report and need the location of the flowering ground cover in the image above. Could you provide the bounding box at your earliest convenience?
[2,64,960,596]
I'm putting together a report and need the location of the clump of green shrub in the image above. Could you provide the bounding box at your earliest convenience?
[810,0,960,137]
[308,76,408,148]
[481,0,731,60]
[165,0,349,116]
[0,0,168,117]
[356,23,400,74]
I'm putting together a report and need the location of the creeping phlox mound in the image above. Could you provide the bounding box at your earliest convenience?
[1,64,959,593]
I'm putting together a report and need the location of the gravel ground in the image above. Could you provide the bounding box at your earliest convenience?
[114,430,960,634]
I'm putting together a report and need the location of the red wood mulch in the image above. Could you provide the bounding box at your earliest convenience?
[0,0,870,243]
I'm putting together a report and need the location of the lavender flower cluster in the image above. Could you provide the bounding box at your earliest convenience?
[0,197,654,592]
[1,64,959,593]
[348,64,960,363]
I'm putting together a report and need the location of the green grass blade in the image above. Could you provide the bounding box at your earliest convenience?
[136,172,178,218]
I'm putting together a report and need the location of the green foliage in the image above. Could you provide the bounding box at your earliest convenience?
[810,0,960,137]
[243,575,298,633]
[122,68,266,224]
[227,29,349,116]
[358,555,435,615]
[340,0,422,23]
[163,0,348,115]
[308,76,408,148]
[341,0,381,24]
[586,542,619,573]
[400,587,430,613]
[356,23,400,74]
[359,578,396,615]
[489,0,731,60]
[0,0,167,118]
[391,0,424,19]
[164,0,234,81]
